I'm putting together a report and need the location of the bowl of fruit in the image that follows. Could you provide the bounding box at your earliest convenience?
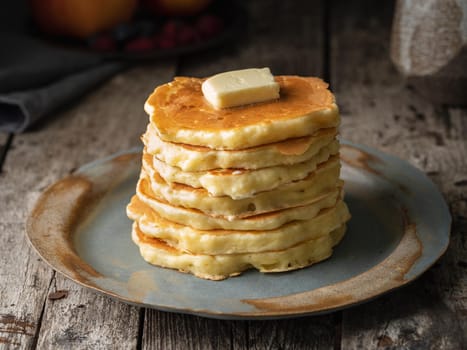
[30,0,246,59]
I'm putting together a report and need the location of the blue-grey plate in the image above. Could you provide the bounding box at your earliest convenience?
[27,141,451,319]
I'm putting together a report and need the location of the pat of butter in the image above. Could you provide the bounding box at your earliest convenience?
[201,68,280,109]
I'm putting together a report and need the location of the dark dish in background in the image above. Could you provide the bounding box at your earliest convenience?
[29,0,245,60]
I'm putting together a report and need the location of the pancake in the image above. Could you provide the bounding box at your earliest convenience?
[135,173,343,230]
[129,72,349,280]
[151,143,339,199]
[143,123,338,171]
[127,195,350,254]
[145,76,339,149]
[142,155,342,218]
[132,222,347,280]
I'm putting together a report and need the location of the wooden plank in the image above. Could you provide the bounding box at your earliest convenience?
[36,277,140,349]
[0,133,13,172]
[330,1,467,349]
[0,222,53,349]
[0,133,9,146]
[0,62,176,349]
[246,315,339,350]
[178,0,324,77]
[142,312,247,350]
[142,1,338,350]
[432,108,467,338]
[142,313,338,350]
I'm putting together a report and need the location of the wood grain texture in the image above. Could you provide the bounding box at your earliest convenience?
[433,108,467,339]
[178,0,324,77]
[0,133,13,172]
[331,1,466,349]
[0,223,53,349]
[0,62,176,349]
[143,312,247,350]
[35,278,139,349]
[1,1,465,349]
[246,316,338,350]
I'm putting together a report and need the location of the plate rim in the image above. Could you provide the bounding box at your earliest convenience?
[26,141,451,319]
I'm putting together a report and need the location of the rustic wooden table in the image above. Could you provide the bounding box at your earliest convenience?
[1,1,465,349]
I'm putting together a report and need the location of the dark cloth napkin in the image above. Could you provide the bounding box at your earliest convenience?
[0,33,125,133]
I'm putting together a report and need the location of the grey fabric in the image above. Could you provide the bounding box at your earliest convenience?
[0,34,124,132]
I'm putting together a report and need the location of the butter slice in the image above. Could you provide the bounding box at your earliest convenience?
[202,68,280,109]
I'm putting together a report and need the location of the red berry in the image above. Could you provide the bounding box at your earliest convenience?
[162,20,183,40]
[196,14,223,38]
[124,37,155,52]
[158,36,176,49]
[177,25,199,45]
[89,34,116,52]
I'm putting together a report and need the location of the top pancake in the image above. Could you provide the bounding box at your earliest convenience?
[145,76,339,149]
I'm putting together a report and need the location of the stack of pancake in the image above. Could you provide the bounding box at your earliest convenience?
[127,75,350,280]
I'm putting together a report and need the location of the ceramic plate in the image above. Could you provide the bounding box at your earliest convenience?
[27,141,451,319]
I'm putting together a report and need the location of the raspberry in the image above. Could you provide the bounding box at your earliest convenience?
[177,25,199,45]
[196,14,223,38]
[124,37,155,52]
[157,36,177,49]
[162,20,183,40]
